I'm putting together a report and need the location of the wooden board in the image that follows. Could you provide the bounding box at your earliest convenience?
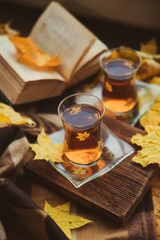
[24,115,158,223]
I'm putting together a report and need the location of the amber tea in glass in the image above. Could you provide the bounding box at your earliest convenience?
[100,47,141,118]
[58,93,105,166]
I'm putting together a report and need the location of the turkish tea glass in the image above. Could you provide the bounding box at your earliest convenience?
[100,47,141,120]
[58,93,105,167]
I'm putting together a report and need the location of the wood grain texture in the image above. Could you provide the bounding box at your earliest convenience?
[24,114,158,223]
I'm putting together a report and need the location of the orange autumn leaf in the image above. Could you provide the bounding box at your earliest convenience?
[9,36,61,70]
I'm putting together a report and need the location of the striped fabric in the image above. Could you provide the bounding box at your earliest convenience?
[0,125,68,240]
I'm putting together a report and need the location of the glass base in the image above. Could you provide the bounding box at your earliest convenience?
[49,123,134,188]
[62,153,103,168]
[105,102,139,125]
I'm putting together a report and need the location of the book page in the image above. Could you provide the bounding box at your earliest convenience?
[73,39,108,76]
[0,36,65,83]
[72,56,102,83]
[30,2,96,81]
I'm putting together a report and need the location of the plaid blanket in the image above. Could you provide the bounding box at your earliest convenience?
[0,125,68,240]
[0,124,157,240]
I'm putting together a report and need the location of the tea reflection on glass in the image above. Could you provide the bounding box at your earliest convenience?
[58,93,105,167]
[100,47,141,119]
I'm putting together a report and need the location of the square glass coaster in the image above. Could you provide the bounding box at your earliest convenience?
[49,123,134,188]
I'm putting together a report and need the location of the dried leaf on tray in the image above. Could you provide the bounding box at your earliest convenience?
[0,20,20,36]
[30,128,64,164]
[44,201,92,239]
[131,126,160,167]
[9,36,61,70]
[0,102,35,125]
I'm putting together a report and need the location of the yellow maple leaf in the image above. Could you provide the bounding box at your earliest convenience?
[76,132,90,141]
[44,201,92,239]
[140,37,158,55]
[30,128,64,163]
[131,126,160,167]
[140,94,160,128]
[0,102,35,125]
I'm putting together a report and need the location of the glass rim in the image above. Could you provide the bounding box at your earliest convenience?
[58,92,105,127]
[99,46,142,79]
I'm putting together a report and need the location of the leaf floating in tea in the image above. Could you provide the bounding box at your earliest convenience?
[0,102,35,125]
[44,201,92,239]
[30,128,64,163]
[124,60,135,69]
[76,132,90,141]
[9,36,61,70]
[131,126,160,167]
[70,106,81,115]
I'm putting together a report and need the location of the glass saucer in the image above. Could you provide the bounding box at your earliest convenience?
[49,123,134,188]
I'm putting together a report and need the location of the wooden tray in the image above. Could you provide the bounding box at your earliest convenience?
[24,115,158,223]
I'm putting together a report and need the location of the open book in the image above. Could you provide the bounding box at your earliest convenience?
[0,1,107,105]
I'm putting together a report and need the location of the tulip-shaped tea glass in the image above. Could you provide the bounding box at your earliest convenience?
[100,47,141,120]
[58,93,105,167]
